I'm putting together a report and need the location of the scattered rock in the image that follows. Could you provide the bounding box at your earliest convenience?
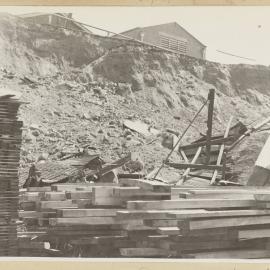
[131,75,144,92]
[54,111,61,117]
[31,129,40,137]
[37,152,49,162]
[143,73,156,87]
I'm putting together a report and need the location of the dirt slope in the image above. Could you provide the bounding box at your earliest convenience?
[0,14,269,184]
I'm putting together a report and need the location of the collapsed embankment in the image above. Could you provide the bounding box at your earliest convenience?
[0,13,269,184]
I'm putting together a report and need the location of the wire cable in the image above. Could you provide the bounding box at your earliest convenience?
[152,99,208,180]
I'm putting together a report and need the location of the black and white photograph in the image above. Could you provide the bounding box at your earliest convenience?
[0,5,270,260]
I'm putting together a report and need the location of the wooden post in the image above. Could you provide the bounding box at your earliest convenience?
[205,89,215,164]
[222,150,227,180]
[210,116,233,185]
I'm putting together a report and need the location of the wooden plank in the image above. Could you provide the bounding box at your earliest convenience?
[254,194,270,201]
[179,149,189,163]
[18,241,50,250]
[66,191,92,200]
[19,201,36,211]
[51,183,117,192]
[44,192,66,201]
[238,229,270,240]
[118,178,170,192]
[168,209,270,219]
[179,137,233,151]
[178,192,255,200]
[188,189,270,195]
[49,217,121,226]
[70,235,129,245]
[182,145,220,158]
[21,192,43,202]
[157,227,181,235]
[170,231,238,242]
[92,187,122,206]
[26,187,52,192]
[127,199,256,210]
[72,199,92,208]
[57,209,120,217]
[178,215,270,232]
[256,202,270,209]
[159,239,240,252]
[120,248,173,257]
[18,211,40,218]
[116,210,177,220]
[17,231,47,237]
[177,147,202,185]
[144,219,178,227]
[165,162,223,170]
[185,249,270,259]
[210,116,233,184]
[38,200,77,210]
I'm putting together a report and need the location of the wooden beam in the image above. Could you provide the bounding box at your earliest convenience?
[254,194,270,201]
[179,136,233,151]
[185,249,270,259]
[38,200,76,210]
[120,248,173,257]
[66,191,92,200]
[144,219,178,227]
[157,227,181,235]
[44,192,66,201]
[178,215,270,232]
[49,217,121,226]
[179,147,202,185]
[211,116,233,184]
[57,209,120,217]
[165,162,223,171]
[116,210,178,220]
[179,149,189,163]
[179,192,255,200]
[159,239,242,252]
[205,88,215,164]
[167,209,270,219]
[238,228,270,239]
[118,178,170,192]
[127,199,256,210]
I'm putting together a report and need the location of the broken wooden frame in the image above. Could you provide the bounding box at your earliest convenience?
[164,89,239,186]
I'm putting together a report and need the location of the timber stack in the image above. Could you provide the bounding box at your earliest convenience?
[18,179,270,258]
[0,95,23,256]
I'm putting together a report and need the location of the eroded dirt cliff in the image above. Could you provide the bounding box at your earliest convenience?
[0,14,268,184]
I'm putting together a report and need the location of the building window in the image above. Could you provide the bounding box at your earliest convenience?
[160,34,188,54]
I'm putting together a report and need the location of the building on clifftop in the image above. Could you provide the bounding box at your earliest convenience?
[19,12,92,34]
[118,22,206,59]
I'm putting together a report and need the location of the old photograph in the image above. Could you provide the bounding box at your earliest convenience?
[0,5,270,259]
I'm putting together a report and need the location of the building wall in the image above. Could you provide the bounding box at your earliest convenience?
[122,23,206,59]
[23,14,83,32]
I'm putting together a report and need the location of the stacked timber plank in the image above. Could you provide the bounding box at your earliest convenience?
[120,187,270,258]
[0,95,23,256]
[18,180,270,258]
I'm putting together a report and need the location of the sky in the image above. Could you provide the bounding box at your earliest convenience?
[1,6,270,66]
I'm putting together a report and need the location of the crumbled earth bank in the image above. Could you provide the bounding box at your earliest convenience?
[0,14,269,185]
